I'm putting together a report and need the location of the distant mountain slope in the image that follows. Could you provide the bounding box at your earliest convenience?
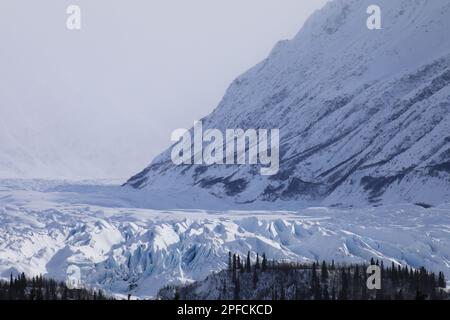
[126,0,450,206]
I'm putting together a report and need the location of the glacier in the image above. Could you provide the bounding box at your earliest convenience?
[0,180,449,298]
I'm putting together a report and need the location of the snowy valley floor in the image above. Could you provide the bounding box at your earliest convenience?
[0,179,449,298]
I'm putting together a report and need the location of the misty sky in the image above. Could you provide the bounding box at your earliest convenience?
[0,0,328,179]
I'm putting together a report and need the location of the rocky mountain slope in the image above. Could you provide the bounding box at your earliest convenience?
[126,0,450,206]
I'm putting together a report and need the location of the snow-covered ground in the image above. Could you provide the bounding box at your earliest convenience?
[0,179,449,298]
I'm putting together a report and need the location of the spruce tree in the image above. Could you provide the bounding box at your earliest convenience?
[391,262,398,287]
[255,253,260,270]
[252,268,259,289]
[323,285,330,300]
[311,263,317,283]
[232,254,237,283]
[352,264,360,299]
[321,261,329,283]
[233,277,240,300]
[8,274,13,300]
[246,252,251,273]
[339,269,348,300]
[438,272,446,288]
[222,279,227,297]
[262,253,267,272]
[280,283,285,300]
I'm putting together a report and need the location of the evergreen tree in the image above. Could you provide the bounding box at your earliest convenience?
[222,279,227,297]
[255,253,260,270]
[361,278,368,300]
[391,262,398,287]
[339,269,348,300]
[280,283,285,300]
[311,263,317,283]
[233,278,240,300]
[313,283,322,300]
[310,263,321,300]
[294,284,300,300]
[8,274,13,300]
[261,253,267,272]
[323,285,330,300]
[239,256,245,274]
[321,261,329,283]
[232,254,237,283]
[352,264,360,299]
[246,252,251,273]
[45,284,50,300]
[438,272,446,288]
[252,268,259,289]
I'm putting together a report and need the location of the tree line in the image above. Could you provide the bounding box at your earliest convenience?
[0,273,110,300]
[227,252,447,300]
[161,252,448,300]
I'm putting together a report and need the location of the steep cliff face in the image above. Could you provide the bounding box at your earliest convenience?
[127,0,450,206]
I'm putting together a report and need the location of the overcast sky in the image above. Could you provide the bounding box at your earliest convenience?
[0,0,328,179]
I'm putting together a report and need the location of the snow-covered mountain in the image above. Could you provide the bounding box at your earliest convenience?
[126,0,450,206]
[2,0,450,301]
[0,180,449,298]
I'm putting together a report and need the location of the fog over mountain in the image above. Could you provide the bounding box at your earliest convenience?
[0,0,326,179]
